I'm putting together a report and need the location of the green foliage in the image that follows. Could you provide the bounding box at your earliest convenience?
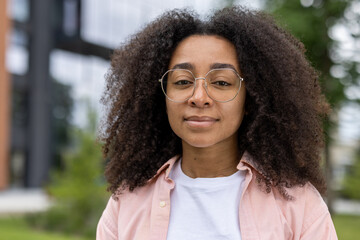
[341,153,360,199]
[333,214,360,239]
[27,107,109,238]
[264,0,360,207]
[0,217,91,240]
[265,0,349,108]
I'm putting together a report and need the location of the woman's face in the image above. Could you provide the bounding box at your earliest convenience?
[166,35,246,149]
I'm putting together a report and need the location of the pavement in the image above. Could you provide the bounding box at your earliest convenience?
[0,188,359,215]
[333,198,360,215]
[0,188,52,215]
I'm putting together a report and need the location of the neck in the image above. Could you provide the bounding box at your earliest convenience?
[181,136,240,178]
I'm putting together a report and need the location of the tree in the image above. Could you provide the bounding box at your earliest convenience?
[265,0,360,212]
[27,105,108,238]
[342,150,360,200]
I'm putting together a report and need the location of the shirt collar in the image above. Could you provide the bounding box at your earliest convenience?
[150,151,263,181]
[147,155,180,183]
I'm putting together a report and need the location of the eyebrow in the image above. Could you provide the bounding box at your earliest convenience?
[210,63,238,72]
[171,62,194,70]
[170,62,238,72]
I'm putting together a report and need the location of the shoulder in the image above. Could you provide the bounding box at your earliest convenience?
[245,179,337,239]
[98,156,178,223]
[97,161,175,239]
[277,182,326,204]
[97,181,159,238]
[280,182,328,214]
[288,183,329,226]
[273,182,331,233]
[281,183,337,239]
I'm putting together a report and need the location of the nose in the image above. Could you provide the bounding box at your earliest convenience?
[188,78,213,107]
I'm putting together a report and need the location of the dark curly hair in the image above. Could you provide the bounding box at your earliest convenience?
[99,6,330,199]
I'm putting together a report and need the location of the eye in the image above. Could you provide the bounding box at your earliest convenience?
[174,80,193,85]
[212,80,231,86]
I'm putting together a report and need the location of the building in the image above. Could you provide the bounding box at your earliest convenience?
[1,0,111,189]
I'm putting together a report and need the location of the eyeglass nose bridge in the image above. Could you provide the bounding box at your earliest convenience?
[191,77,210,98]
[194,77,207,86]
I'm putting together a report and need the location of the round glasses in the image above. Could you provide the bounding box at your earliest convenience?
[159,68,244,103]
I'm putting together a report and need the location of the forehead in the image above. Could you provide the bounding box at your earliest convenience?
[169,35,240,73]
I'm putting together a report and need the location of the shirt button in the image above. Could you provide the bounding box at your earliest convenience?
[159,201,166,208]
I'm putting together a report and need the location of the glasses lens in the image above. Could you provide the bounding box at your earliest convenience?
[160,68,242,102]
[162,69,195,102]
[206,69,241,102]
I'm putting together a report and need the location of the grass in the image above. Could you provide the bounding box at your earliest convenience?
[0,214,358,239]
[333,214,360,240]
[0,216,91,240]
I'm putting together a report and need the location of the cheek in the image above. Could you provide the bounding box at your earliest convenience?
[224,99,246,129]
[235,91,246,123]
[166,101,181,132]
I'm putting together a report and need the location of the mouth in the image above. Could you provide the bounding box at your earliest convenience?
[184,116,219,128]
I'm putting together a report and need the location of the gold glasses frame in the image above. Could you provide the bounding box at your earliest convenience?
[158,68,244,103]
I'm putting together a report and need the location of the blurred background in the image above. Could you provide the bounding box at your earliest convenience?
[0,0,359,239]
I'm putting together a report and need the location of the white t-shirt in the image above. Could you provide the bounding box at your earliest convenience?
[167,159,245,240]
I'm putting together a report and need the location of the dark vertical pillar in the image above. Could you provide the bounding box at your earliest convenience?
[26,0,54,187]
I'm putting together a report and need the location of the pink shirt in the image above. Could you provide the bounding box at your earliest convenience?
[97,153,338,240]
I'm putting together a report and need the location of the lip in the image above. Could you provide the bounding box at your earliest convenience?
[184,116,219,128]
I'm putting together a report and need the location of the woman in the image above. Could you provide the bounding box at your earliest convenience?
[97,6,338,240]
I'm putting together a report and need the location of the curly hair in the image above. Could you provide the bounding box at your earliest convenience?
[99,6,330,199]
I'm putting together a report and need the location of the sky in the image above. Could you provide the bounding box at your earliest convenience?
[6,0,360,144]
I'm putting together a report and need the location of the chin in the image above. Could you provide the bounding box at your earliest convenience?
[183,138,216,148]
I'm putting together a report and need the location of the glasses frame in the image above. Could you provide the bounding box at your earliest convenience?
[158,68,244,103]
